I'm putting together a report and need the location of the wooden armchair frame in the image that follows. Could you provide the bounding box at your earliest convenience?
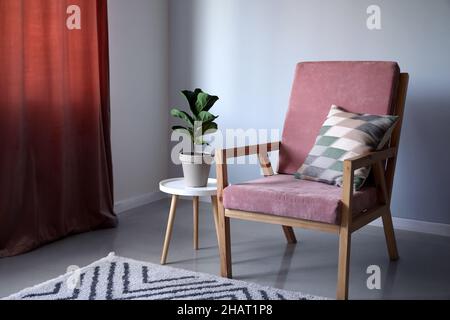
[215,73,409,300]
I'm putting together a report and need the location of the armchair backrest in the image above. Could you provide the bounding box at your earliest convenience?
[278,61,401,174]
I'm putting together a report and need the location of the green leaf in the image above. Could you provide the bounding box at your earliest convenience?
[181,89,203,117]
[202,122,218,135]
[203,95,219,112]
[195,92,209,114]
[195,92,219,114]
[197,111,219,123]
[170,108,194,126]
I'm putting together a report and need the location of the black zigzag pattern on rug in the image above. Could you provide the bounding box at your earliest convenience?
[5,255,320,300]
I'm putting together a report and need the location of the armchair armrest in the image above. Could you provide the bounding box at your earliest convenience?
[215,141,281,163]
[344,148,397,170]
[341,147,397,226]
[215,141,281,200]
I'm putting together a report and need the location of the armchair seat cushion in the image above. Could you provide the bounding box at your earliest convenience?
[223,174,378,225]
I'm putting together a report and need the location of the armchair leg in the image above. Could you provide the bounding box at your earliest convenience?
[337,229,351,300]
[382,209,399,261]
[282,226,297,244]
[218,205,232,278]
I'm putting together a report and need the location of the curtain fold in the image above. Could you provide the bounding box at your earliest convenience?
[0,0,117,258]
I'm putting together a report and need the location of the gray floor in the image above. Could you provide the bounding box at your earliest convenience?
[1,199,449,300]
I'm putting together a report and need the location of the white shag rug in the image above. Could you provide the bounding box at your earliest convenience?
[3,253,325,300]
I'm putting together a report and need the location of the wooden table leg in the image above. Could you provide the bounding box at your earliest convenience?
[193,196,199,250]
[211,196,220,246]
[161,195,178,265]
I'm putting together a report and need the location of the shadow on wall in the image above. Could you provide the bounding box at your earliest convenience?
[392,93,450,224]
[168,0,194,178]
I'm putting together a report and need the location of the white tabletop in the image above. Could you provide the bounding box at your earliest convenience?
[159,178,218,197]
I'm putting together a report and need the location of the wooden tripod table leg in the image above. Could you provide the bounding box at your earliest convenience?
[211,196,220,246]
[161,195,178,265]
[193,196,199,250]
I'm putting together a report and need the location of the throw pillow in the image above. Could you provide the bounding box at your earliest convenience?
[295,105,398,190]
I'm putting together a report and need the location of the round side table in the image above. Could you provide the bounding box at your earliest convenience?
[159,178,219,265]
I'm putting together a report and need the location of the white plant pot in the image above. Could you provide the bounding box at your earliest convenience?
[179,153,213,188]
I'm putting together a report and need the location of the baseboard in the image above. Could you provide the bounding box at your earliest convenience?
[115,192,166,214]
[370,217,450,237]
[115,193,210,215]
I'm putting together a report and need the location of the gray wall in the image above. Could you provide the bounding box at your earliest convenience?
[169,0,450,224]
[109,0,169,202]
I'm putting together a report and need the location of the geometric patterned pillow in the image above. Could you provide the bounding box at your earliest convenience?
[295,105,399,190]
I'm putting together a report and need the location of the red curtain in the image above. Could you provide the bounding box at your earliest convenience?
[0,0,117,257]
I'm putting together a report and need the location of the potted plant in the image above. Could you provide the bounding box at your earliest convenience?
[170,89,219,187]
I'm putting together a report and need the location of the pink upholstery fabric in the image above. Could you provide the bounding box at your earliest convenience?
[223,175,378,225]
[278,61,400,174]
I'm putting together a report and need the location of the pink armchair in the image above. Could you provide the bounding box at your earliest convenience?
[215,61,409,300]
